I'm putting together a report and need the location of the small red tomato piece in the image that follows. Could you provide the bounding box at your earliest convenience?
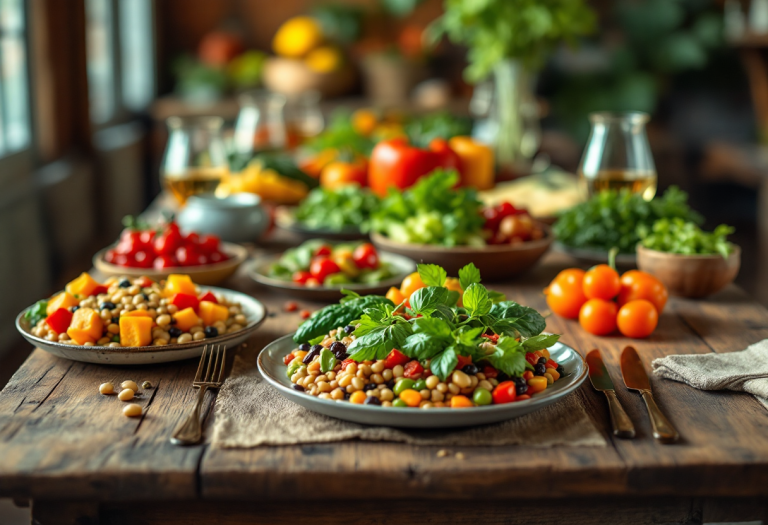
[90,285,109,296]
[352,243,379,269]
[171,293,200,312]
[198,234,220,255]
[515,394,531,401]
[341,358,355,371]
[153,255,177,269]
[455,355,473,371]
[403,360,424,379]
[492,381,517,404]
[384,349,410,369]
[45,308,73,334]
[314,244,332,257]
[199,291,218,303]
[546,359,558,369]
[185,232,200,246]
[525,352,540,366]
[284,301,298,312]
[292,271,313,285]
[299,309,311,319]
[283,354,296,365]
[309,257,341,283]
[483,365,498,379]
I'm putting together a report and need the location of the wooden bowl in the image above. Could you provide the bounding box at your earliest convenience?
[636,244,741,298]
[93,242,249,286]
[370,225,553,282]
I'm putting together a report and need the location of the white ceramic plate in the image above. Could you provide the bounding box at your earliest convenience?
[248,252,416,301]
[16,287,267,365]
[257,334,587,428]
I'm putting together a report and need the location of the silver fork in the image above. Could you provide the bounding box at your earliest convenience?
[170,344,227,446]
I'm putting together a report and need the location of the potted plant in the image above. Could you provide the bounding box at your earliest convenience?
[431,0,595,177]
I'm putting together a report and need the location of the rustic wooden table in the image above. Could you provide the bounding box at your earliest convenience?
[1,247,768,525]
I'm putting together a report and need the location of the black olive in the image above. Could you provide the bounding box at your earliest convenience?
[330,341,348,360]
[364,396,381,406]
[100,301,116,310]
[363,383,377,391]
[298,343,311,352]
[344,325,355,334]
[118,279,131,288]
[292,384,305,392]
[168,327,182,338]
[70,306,79,313]
[112,317,119,324]
[302,344,323,364]
[516,383,528,395]
[462,364,479,376]
[142,293,149,300]
[204,326,218,338]
[169,317,177,324]
[344,391,351,400]
[534,364,547,376]
[496,372,510,383]
[386,379,396,389]
[556,365,565,376]
[538,357,548,365]
[512,376,526,386]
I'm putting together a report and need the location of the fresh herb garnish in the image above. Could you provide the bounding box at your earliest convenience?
[24,300,48,327]
[639,218,735,258]
[320,349,338,373]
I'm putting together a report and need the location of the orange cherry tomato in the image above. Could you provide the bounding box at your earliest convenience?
[545,269,587,319]
[618,270,668,313]
[583,264,621,300]
[578,298,618,336]
[319,160,368,189]
[400,272,426,298]
[617,299,658,338]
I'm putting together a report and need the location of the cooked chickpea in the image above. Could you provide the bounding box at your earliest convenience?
[57,333,70,342]
[436,382,448,393]
[120,380,139,392]
[448,382,461,395]
[420,389,431,400]
[127,285,140,295]
[177,333,192,344]
[234,314,247,325]
[425,375,440,389]
[189,325,204,334]
[228,324,243,333]
[392,365,404,378]
[97,337,111,346]
[108,342,121,348]
[156,314,171,327]
[123,404,142,417]
[326,371,336,380]
[153,339,168,346]
[118,388,135,401]
[331,388,345,400]
[99,382,115,395]
[345,363,357,375]
[351,377,365,390]
[379,388,394,402]
[167,304,178,314]
[382,369,393,382]
[478,380,493,392]
[371,373,384,384]
[431,389,444,402]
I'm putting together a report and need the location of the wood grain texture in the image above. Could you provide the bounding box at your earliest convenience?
[1,247,768,505]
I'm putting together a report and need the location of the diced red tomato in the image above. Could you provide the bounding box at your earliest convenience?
[483,365,498,379]
[384,349,410,369]
[314,244,332,257]
[456,355,473,370]
[136,277,154,288]
[352,243,379,269]
[492,381,517,404]
[284,301,298,312]
[171,293,200,312]
[546,359,558,369]
[341,358,356,371]
[292,271,313,285]
[482,206,501,231]
[515,394,531,401]
[525,352,540,366]
[198,234,221,255]
[90,285,109,296]
[300,309,311,319]
[133,250,153,268]
[153,255,177,269]
[309,257,341,283]
[198,291,218,304]
[523,370,534,380]
[154,223,182,256]
[45,308,73,335]
[403,360,424,379]
[481,333,499,343]
[283,353,296,365]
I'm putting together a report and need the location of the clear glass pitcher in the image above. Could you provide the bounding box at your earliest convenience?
[233,90,287,155]
[161,116,229,206]
[578,112,657,201]
[286,90,325,144]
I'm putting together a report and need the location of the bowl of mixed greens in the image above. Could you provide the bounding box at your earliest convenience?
[552,186,701,266]
[276,185,379,241]
[637,219,740,298]
[367,170,553,280]
[250,239,416,300]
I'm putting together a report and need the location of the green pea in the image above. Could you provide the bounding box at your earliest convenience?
[393,378,415,395]
[473,387,492,406]
[413,379,427,391]
[392,398,408,408]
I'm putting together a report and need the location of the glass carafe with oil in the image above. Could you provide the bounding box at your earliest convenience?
[161,116,229,206]
[579,112,657,201]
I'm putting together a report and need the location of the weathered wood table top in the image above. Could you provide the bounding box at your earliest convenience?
[1,245,768,524]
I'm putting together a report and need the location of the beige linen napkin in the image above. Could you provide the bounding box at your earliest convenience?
[652,339,768,410]
[211,346,606,448]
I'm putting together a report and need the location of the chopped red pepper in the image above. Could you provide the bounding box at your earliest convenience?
[492,381,517,404]
[45,308,73,335]
[456,355,473,370]
[525,352,540,366]
[483,365,498,379]
[171,293,200,312]
[198,291,218,304]
[341,358,356,371]
[384,349,410,369]
[136,277,154,288]
[481,333,500,343]
[546,358,558,369]
[403,360,424,379]
[90,285,108,296]
[283,353,296,365]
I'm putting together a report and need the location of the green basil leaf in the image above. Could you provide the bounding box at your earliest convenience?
[429,346,459,381]
[320,348,337,373]
[409,286,455,317]
[522,334,560,352]
[417,263,447,287]
[348,322,412,361]
[490,301,546,337]
[458,263,481,290]
[483,336,527,377]
[411,316,453,337]
[488,290,507,303]
[293,295,393,344]
[402,332,448,360]
[286,358,303,378]
[308,335,325,345]
[454,325,484,347]
[340,288,361,303]
[463,283,492,317]
[24,300,49,327]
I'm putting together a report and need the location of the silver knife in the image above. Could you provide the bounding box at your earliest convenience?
[620,346,679,443]
[586,349,635,439]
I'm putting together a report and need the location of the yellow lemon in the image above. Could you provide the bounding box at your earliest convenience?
[304,46,343,73]
[272,16,324,58]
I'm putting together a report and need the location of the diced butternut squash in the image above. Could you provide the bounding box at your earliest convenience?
[163,274,197,297]
[199,300,229,326]
[65,272,101,297]
[66,307,103,344]
[119,316,153,347]
[121,310,152,318]
[47,292,80,316]
[173,307,200,332]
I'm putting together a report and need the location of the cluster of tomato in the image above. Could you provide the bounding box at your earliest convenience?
[482,202,543,245]
[292,243,380,286]
[545,263,668,338]
[104,220,229,269]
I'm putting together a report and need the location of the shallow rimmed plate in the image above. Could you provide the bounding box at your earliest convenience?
[275,207,368,241]
[16,286,266,365]
[93,242,249,286]
[248,251,416,301]
[257,334,587,428]
[553,242,637,268]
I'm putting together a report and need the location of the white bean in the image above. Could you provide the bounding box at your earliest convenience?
[118,389,134,401]
[99,382,115,395]
[123,404,142,417]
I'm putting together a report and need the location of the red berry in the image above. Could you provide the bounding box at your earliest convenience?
[284,301,298,312]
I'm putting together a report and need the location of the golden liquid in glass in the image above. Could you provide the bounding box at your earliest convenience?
[580,170,657,201]
[164,168,227,205]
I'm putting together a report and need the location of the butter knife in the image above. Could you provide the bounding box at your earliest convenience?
[586,349,635,438]
[620,346,679,443]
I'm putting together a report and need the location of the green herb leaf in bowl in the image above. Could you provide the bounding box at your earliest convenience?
[639,218,735,258]
[294,185,380,232]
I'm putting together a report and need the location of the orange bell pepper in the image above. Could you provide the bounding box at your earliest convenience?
[66,307,104,344]
[119,316,153,347]
[65,272,102,298]
[448,136,494,190]
[199,301,229,326]
[47,292,80,316]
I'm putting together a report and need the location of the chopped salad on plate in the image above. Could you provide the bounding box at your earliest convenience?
[284,263,565,408]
